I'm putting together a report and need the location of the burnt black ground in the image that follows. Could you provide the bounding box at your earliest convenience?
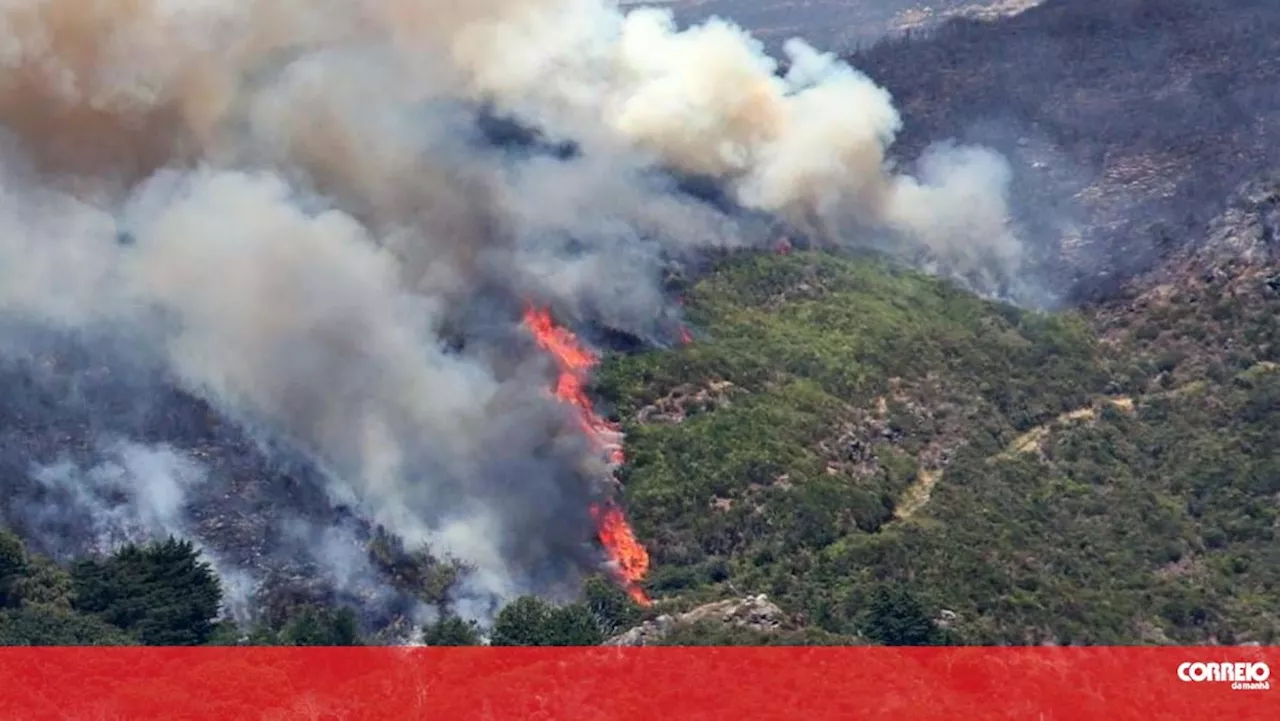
[0,326,423,629]
[657,0,1016,50]
[846,0,1280,303]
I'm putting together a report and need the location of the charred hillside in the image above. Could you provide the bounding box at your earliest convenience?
[658,0,1037,51]
[0,329,461,633]
[848,0,1280,303]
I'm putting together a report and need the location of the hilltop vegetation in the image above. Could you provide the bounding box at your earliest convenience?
[0,534,215,646]
[596,244,1280,645]
[0,533,379,646]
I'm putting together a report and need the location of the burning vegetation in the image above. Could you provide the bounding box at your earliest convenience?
[523,306,651,606]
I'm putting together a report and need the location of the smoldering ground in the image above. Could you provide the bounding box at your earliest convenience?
[846,0,1280,306]
[0,0,1031,624]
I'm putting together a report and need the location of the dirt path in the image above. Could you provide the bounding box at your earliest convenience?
[889,361,1280,522]
[894,469,942,520]
[893,396,1133,521]
[999,396,1134,460]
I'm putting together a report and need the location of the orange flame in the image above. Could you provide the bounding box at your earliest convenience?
[591,504,652,606]
[522,306,651,605]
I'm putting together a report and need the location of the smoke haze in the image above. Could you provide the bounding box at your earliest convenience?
[0,0,1024,620]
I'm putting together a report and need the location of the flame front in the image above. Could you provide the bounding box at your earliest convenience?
[591,504,652,606]
[522,306,651,605]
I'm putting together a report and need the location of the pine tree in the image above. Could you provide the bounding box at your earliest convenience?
[71,537,222,645]
[862,584,938,646]
[421,615,481,646]
[277,606,361,646]
[0,531,27,609]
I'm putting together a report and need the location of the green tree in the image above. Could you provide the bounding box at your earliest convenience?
[583,575,643,638]
[277,606,361,646]
[71,537,222,645]
[862,585,937,646]
[490,596,605,646]
[490,596,553,646]
[0,531,28,609]
[203,620,248,646]
[421,615,481,646]
[0,605,137,645]
[542,603,605,646]
[15,555,74,610]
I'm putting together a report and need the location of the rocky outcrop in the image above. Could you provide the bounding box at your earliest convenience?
[1103,173,1280,308]
[604,594,786,646]
[1197,174,1280,267]
[636,381,738,425]
[1087,173,1280,395]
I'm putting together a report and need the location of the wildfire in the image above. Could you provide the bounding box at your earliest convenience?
[522,306,651,605]
[591,504,652,606]
[675,296,694,346]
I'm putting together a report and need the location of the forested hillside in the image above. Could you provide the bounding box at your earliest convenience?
[0,529,646,646]
[597,267,1277,643]
[592,177,1280,644]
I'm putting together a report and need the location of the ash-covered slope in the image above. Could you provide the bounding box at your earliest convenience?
[1092,173,1280,395]
[848,0,1280,303]
[0,328,449,628]
[651,0,1042,51]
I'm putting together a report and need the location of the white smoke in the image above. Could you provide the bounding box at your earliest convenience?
[423,4,1017,263]
[23,440,256,621]
[0,0,1024,618]
[28,441,205,548]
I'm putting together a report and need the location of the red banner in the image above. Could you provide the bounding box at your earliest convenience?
[0,647,1276,719]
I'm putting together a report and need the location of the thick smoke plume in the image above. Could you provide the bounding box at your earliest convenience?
[0,0,1022,618]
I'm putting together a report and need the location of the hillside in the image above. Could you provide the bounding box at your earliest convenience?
[1,0,1279,649]
[594,177,1280,645]
[847,0,1280,302]
[2,178,1275,647]
[650,0,1042,50]
[648,0,1280,305]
